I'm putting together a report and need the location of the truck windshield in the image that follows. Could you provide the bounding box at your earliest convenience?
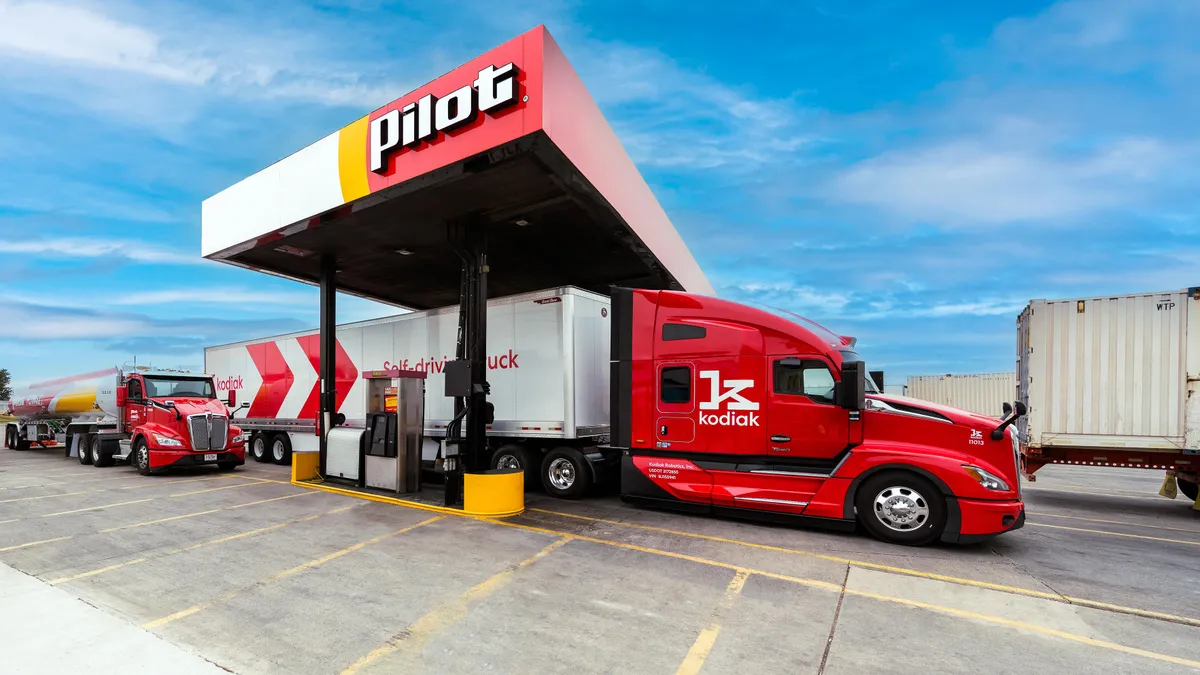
[143,377,216,399]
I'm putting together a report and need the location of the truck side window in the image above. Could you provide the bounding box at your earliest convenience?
[774,360,836,405]
[129,381,142,401]
[660,366,691,404]
[662,323,707,341]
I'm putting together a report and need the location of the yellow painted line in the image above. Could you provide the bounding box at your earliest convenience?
[0,519,18,525]
[52,504,359,585]
[49,557,149,584]
[1027,522,1200,546]
[143,515,444,630]
[1029,511,1200,535]
[117,475,239,490]
[528,508,1200,628]
[675,568,750,675]
[487,518,1200,670]
[101,491,317,533]
[293,480,478,517]
[845,588,1200,670]
[168,479,270,497]
[0,535,73,552]
[1023,486,1164,501]
[340,536,570,675]
[0,489,101,503]
[40,498,154,518]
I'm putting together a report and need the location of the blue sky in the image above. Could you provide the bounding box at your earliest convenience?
[1,0,1197,390]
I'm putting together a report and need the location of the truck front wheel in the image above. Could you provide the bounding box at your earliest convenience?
[271,433,292,466]
[855,471,947,546]
[250,433,269,463]
[541,447,591,500]
[1179,477,1199,502]
[132,438,152,475]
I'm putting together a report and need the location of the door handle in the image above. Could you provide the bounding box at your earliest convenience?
[660,425,668,436]
[770,435,791,443]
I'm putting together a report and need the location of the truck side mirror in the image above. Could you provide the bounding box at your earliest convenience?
[836,361,867,411]
[1002,402,1013,417]
[226,389,236,407]
[116,385,128,408]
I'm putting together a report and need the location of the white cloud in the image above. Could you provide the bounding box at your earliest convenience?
[110,287,317,307]
[830,136,1176,224]
[0,237,199,264]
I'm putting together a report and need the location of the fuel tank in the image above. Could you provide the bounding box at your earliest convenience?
[8,368,120,424]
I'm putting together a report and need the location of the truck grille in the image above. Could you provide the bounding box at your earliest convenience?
[188,414,228,451]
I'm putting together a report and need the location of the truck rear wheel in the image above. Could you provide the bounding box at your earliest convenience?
[250,433,269,463]
[491,444,535,488]
[855,471,947,546]
[77,433,93,465]
[270,433,292,465]
[1179,477,1199,502]
[92,436,115,468]
[540,447,591,500]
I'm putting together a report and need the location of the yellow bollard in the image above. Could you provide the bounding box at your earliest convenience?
[291,451,321,482]
[463,469,524,517]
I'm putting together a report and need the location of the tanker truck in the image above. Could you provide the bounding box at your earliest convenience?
[3,367,248,474]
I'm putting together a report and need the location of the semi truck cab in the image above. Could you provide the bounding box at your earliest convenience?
[613,288,1025,546]
[95,370,248,474]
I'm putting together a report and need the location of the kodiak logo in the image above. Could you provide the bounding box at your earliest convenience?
[698,370,760,427]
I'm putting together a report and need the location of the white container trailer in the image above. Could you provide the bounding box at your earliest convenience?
[204,287,614,497]
[906,373,1015,418]
[1017,287,1200,502]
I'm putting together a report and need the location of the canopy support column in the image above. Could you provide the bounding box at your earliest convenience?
[318,255,337,473]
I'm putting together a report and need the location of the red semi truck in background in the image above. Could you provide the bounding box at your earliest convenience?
[3,367,247,474]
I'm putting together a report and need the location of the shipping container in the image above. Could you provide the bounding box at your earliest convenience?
[906,373,1015,418]
[1017,288,1200,498]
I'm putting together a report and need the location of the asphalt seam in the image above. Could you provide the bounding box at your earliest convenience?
[816,565,850,675]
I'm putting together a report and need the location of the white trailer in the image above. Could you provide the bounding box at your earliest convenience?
[906,373,1016,418]
[204,286,614,497]
[1017,287,1200,501]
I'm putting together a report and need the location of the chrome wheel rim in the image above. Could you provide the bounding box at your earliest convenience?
[272,440,285,462]
[92,441,101,464]
[873,486,929,532]
[547,457,576,490]
[137,446,149,470]
[496,454,521,471]
[252,437,265,459]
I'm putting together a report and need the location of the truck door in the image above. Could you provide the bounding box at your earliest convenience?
[768,357,849,459]
[126,377,148,429]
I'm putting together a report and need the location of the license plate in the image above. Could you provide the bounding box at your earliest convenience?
[204,454,218,462]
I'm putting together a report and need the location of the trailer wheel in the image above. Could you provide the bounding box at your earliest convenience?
[1179,478,1199,503]
[541,447,591,500]
[4,425,16,450]
[491,444,535,488]
[93,436,115,468]
[250,433,269,463]
[132,438,152,475]
[77,433,93,465]
[270,433,292,465]
[855,471,947,546]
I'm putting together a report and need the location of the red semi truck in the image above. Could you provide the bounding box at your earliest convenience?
[3,368,247,474]
[610,288,1025,546]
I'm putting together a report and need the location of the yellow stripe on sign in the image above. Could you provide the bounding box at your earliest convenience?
[338,115,371,203]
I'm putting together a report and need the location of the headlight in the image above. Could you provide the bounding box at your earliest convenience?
[231,432,246,444]
[153,433,184,448]
[963,464,1010,491]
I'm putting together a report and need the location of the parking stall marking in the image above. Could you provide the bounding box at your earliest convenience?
[142,515,446,630]
[1027,522,1200,546]
[168,479,273,497]
[100,491,316,533]
[1,473,232,492]
[484,518,1200,671]
[0,475,248,504]
[40,498,155,518]
[675,568,750,675]
[1,489,103,504]
[1028,511,1200,535]
[0,535,73,552]
[340,536,571,675]
[1022,486,1166,501]
[526,507,1200,629]
[50,503,361,585]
